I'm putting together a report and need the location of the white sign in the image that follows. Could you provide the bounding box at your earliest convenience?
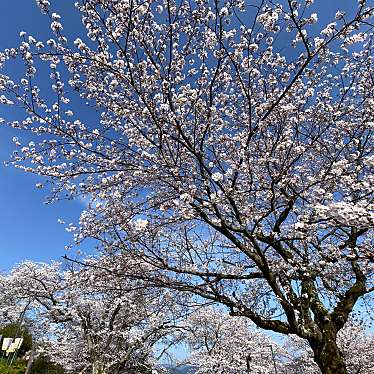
[7,342,17,353]
[14,338,23,349]
[1,338,13,351]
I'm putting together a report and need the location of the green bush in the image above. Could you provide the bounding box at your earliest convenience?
[30,356,65,374]
[0,358,27,374]
[0,354,65,374]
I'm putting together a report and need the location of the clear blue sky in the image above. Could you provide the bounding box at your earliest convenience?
[0,0,364,272]
[0,1,87,272]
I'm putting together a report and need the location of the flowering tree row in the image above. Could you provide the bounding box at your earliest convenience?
[1,260,373,373]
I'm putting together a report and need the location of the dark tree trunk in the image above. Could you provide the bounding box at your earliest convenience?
[309,333,348,374]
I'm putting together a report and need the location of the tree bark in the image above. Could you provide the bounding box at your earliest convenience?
[92,361,106,374]
[24,348,34,374]
[309,334,348,374]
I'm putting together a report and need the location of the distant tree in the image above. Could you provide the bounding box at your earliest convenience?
[0,1,373,373]
[182,306,285,373]
[5,258,179,374]
[0,275,28,327]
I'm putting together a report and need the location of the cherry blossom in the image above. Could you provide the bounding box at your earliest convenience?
[182,306,286,374]
[0,1,373,373]
[2,258,178,374]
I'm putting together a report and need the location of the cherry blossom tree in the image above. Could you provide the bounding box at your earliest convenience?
[0,0,373,373]
[5,258,177,374]
[0,274,26,326]
[181,306,285,374]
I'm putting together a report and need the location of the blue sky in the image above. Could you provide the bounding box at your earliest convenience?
[0,0,365,272]
[0,1,85,272]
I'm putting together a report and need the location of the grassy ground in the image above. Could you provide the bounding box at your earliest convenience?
[0,358,27,374]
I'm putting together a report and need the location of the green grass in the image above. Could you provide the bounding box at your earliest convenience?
[0,358,27,374]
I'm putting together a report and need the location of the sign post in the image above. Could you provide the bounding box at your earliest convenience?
[6,302,29,374]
